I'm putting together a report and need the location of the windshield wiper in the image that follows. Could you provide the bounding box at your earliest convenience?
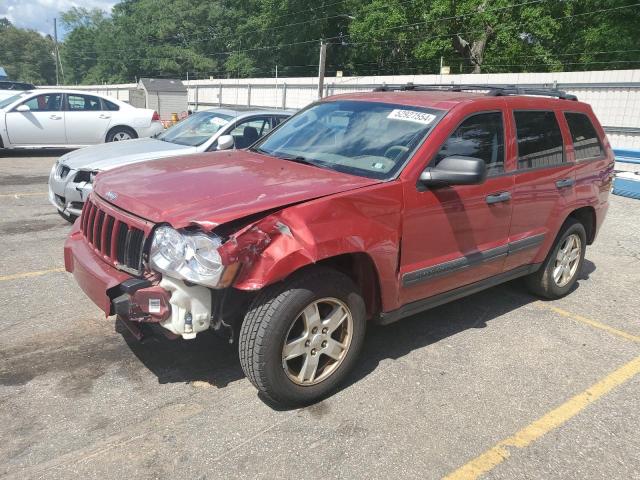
[251,147,324,169]
[281,155,318,167]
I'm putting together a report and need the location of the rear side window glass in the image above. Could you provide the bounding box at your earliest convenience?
[67,94,102,111]
[103,99,120,111]
[433,112,505,175]
[564,112,603,160]
[514,111,564,169]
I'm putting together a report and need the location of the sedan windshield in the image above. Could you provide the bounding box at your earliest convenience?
[156,111,234,146]
[0,92,29,110]
[252,100,442,179]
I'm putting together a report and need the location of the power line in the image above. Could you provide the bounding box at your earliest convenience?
[58,2,640,78]
[61,0,545,57]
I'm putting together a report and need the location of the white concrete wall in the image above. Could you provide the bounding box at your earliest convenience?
[51,69,640,149]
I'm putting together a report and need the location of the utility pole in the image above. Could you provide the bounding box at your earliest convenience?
[317,41,327,99]
[54,18,59,85]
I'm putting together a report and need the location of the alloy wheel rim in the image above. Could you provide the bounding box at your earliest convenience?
[553,233,581,287]
[281,297,353,386]
[113,132,131,141]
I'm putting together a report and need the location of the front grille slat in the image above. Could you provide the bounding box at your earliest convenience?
[116,223,129,265]
[127,228,145,270]
[81,199,147,275]
[110,220,121,260]
[103,216,115,256]
[86,204,98,243]
[94,211,105,251]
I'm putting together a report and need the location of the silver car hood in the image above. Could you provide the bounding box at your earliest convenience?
[59,138,197,171]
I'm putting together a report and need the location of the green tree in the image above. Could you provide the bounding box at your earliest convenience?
[54,0,640,82]
[0,19,56,84]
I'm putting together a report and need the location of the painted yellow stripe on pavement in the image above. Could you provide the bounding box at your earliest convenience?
[0,192,48,198]
[442,355,640,480]
[0,267,65,282]
[537,303,640,343]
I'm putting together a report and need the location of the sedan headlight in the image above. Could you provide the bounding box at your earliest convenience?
[150,226,225,288]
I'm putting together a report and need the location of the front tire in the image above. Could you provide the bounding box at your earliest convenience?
[525,218,587,299]
[239,267,366,407]
[106,127,137,142]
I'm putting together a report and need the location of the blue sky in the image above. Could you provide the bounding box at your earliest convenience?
[0,0,116,38]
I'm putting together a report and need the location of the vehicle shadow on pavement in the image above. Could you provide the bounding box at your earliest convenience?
[339,261,595,400]
[118,323,245,389]
[0,149,73,158]
[116,260,595,404]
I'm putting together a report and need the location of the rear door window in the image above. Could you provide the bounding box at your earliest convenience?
[66,94,102,111]
[433,111,505,175]
[564,112,604,160]
[514,111,564,169]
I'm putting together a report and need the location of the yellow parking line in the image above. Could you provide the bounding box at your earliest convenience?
[0,192,48,198]
[537,303,640,343]
[0,267,65,282]
[443,355,640,480]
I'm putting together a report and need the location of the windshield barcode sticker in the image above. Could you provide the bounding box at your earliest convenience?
[149,298,161,313]
[387,109,436,125]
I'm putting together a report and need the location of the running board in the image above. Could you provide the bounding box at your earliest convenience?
[376,264,541,325]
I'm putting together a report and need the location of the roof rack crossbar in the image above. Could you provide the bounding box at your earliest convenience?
[373,83,578,101]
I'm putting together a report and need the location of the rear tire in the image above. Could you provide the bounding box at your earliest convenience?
[106,126,137,142]
[524,218,586,299]
[239,267,366,407]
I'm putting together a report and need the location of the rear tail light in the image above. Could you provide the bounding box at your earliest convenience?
[152,111,160,121]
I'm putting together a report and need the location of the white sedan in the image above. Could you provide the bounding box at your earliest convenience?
[48,108,293,221]
[0,89,163,149]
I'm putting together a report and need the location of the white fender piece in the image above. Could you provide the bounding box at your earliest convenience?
[159,276,212,339]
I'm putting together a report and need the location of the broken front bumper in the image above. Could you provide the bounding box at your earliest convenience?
[64,222,212,339]
[48,165,93,217]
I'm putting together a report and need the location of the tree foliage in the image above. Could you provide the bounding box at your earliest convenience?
[3,0,639,84]
[0,19,56,84]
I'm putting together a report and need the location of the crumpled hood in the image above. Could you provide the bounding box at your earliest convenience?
[94,151,380,228]
[60,138,195,171]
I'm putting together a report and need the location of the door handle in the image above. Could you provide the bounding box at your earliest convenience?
[98,114,111,119]
[556,178,575,189]
[486,192,511,204]
[49,115,62,120]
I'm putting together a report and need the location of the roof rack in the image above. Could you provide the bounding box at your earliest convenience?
[373,83,578,101]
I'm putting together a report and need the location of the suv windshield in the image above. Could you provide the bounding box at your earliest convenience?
[0,92,29,110]
[156,111,234,146]
[253,100,442,179]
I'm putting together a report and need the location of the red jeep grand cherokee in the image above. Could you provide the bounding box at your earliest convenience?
[65,85,613,406]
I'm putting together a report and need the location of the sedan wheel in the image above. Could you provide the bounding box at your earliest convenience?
[106,127,137,143]
[112,131,132,141]
[282,298,353,386]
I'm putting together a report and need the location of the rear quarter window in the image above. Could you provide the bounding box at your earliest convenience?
[102,99,120,111]
[564,112,604,160]
[514,111,564,169]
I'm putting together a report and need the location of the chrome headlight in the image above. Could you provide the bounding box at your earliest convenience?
[150,226,225,288]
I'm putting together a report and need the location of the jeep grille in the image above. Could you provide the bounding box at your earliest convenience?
[80,198,146,275]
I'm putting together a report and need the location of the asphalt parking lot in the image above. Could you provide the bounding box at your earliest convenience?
[1,153,639,480]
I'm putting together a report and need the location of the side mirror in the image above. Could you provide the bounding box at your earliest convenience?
[419,156,487,187]
[216,135,234,151]
[15,104,30,112]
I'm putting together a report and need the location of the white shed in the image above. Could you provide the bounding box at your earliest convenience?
[129,78,188,121]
